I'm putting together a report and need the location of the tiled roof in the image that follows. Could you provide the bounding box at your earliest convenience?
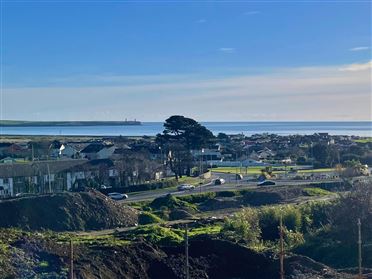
[0,159,87,178]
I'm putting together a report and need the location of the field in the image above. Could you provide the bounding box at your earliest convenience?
[353,137,372,143]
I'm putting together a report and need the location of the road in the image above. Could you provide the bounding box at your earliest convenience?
[122,171,345,203]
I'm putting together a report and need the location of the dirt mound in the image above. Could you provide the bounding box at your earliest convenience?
[199,187,304,211]
[162,237,351,279]
[0,191,138,231]
[4,233,353,279]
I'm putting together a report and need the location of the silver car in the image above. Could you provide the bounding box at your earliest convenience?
[107,192,128,200]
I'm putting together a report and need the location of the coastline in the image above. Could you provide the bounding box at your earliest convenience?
[0,120,142,127]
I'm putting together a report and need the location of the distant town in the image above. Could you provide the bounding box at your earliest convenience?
[0,116,370,198]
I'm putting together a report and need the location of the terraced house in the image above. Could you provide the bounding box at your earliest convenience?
[0,160,87,198]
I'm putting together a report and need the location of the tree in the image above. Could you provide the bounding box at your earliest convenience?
[328,182,372,244]
[312,143,339,167]
[156,115,214,179]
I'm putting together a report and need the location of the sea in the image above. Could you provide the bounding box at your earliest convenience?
[0,122,371,137]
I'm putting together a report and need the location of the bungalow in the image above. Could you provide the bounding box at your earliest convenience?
[80,143,116,160]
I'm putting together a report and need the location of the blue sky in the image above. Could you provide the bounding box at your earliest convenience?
[2,1,372,121]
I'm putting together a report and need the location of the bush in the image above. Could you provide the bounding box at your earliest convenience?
[138,212,162,225]
[100,180,179,195]
[215,191,238,198]
[221,207,261,245]
[131,225,183,246]
[258,205,302,241]
[299,201,330,233]
[178,192,216,204]
[150,194,197,211]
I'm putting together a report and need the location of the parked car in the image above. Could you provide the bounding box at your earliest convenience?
[257,180,276,186]
[214,178,226,185]
[177,184,195,191]
[107,192,128,200]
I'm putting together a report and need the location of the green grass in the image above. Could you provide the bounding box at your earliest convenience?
[129,225,183,245]
[353,138,372,143]
[211,167,335,175]
[211,166,268,175]
[39,261,49,268]
[54,233,131,247]
[163,176,209,185]
[188,225,222,237]
[302,187,332,196]
[298,168,335,173]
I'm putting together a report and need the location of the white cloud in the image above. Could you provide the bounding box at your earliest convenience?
[196,19,206,23]
[244,11,260,15]
[339,60,372,72]
[349,46,370,52]
[219,47,236,53]
[3,61,371,121]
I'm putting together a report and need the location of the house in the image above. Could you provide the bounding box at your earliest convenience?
[80,143,116,160]
[64,159,115,189]
[0,159,87,198]
[59,144,79,158]
[257,148,276,160]
[0,143,12,156]
[191,149,222,161]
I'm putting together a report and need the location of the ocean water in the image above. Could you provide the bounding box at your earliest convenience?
[0,122,371,137]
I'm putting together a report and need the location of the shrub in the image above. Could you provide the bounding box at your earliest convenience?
[215,191,237,198]
[178,192,216,204]
[221,207,261,245]
[258,205,302,241]
[131,225,183,246]
[150,194,197,212]
[138,212,162,225]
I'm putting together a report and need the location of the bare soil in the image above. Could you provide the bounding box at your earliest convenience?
[0,190,138,231]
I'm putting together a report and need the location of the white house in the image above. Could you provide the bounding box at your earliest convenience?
[59,144,78,158]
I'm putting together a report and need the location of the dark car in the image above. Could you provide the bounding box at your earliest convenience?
[214,178,226,185]
[257,180,276,186]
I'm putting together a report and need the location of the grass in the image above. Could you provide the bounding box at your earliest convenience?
[353,138,372,143]
[39,261,49,268]
[128,225,184,245]
[298,168,335,173]
[188,225,222,237]
[163,176,209,185]
[302,187,332,196]
[211,166,335,175]
[54,233,131,247]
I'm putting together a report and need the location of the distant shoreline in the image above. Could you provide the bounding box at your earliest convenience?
[0,120,142,127]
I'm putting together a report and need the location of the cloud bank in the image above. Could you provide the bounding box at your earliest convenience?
[3,61,371,121]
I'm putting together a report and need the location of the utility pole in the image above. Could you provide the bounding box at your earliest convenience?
[279,215,285,279]
[47,163,52,193]
[357,218,363,279]
[69,238,74,279]
[185,224,189,279]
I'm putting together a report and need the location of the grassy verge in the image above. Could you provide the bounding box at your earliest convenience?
[211,166,335,175]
